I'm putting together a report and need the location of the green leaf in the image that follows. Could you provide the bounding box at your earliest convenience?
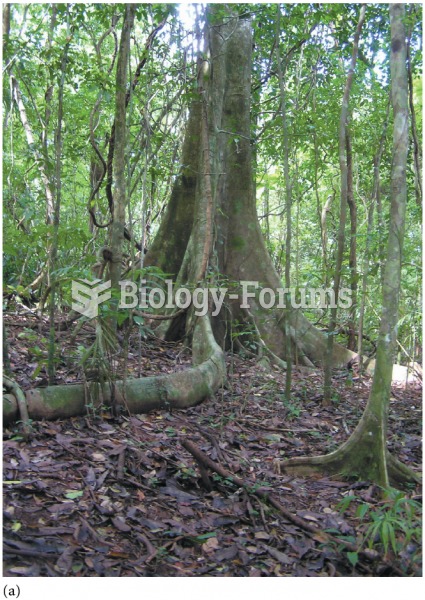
[116,311,129,327]
[336,495,355,512]
[347,552,359,567]
[356,503,369,519]
[388,522,397,554]
[31,363,43,380]
[64,490,84,500]
[195,532,217,541]
[11,521,22,533]
[380,521,391,554]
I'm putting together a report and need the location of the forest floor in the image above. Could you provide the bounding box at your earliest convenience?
[3,312,423,577]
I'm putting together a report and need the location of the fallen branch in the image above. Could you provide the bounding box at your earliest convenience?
[181,439,321,533]
[3,544,59,560]
[180,439,405,575]
[116,445,126,481]
[135,532,157,563]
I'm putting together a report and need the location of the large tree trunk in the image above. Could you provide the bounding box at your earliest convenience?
[4,7,415,429]
[146,7,355,369]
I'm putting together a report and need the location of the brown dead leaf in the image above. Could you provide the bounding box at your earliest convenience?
[92,452,106,462]
[202,536,219,553]
[111,516,132,532]
[107,548,130,559]
[254,531,270,540]
[264,544,294,565]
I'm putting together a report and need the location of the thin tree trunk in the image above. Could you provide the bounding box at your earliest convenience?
[323,5,366,404]
[358,101,390,363]
[41,5,57,229]
[346,129,357,351]
[368,1,410,485]
[109,5,136,307]
[3,324,11,375]
[3,3,10,54]
[47,10,70,384]
[406,21,422,207]
[262,185,270,245]
[275,6,292,401]
[278,3,418,487]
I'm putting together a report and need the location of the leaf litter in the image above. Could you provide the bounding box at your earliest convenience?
[3,315,422,577]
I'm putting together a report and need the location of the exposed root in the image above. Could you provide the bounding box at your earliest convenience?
[387,453,422,486]
[3,315,226,424]
[3,375,33,439]
[182,438,407,575]
[274,452,346,478]
[275,448,420,489]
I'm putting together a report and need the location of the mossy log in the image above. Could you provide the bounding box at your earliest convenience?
[3,316,226,425]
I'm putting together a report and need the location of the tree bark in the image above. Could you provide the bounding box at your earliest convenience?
[346,130,357,351]
[109,5,136,299]
[276,3,419,487]
[406,11,422,207]
[3,3,10,54]
[275,5,292,399]
[323,5,366,404]
[146,6,355,369]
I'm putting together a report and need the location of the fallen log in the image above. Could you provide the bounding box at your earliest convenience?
[3,316,226,424]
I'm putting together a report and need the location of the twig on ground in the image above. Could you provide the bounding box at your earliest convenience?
[117,445,126,480]
[180,438,406,576]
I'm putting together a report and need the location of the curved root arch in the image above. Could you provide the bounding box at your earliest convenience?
[3,316,225,425]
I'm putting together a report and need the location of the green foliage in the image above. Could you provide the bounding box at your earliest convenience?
[251,2,422,360]
[2,3,422,365]
[176,465,198,482]
[277,395,301,420]
[337,488,422,570]
[360,490,421,557]
[3,2,189,292]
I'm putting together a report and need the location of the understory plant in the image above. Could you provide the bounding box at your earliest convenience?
[337,487,422,572]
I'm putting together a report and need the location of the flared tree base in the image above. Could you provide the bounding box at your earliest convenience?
[278,447,420,489]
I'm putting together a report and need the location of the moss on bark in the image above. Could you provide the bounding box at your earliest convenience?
[4,316,225,424]
[276,5,419,489]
